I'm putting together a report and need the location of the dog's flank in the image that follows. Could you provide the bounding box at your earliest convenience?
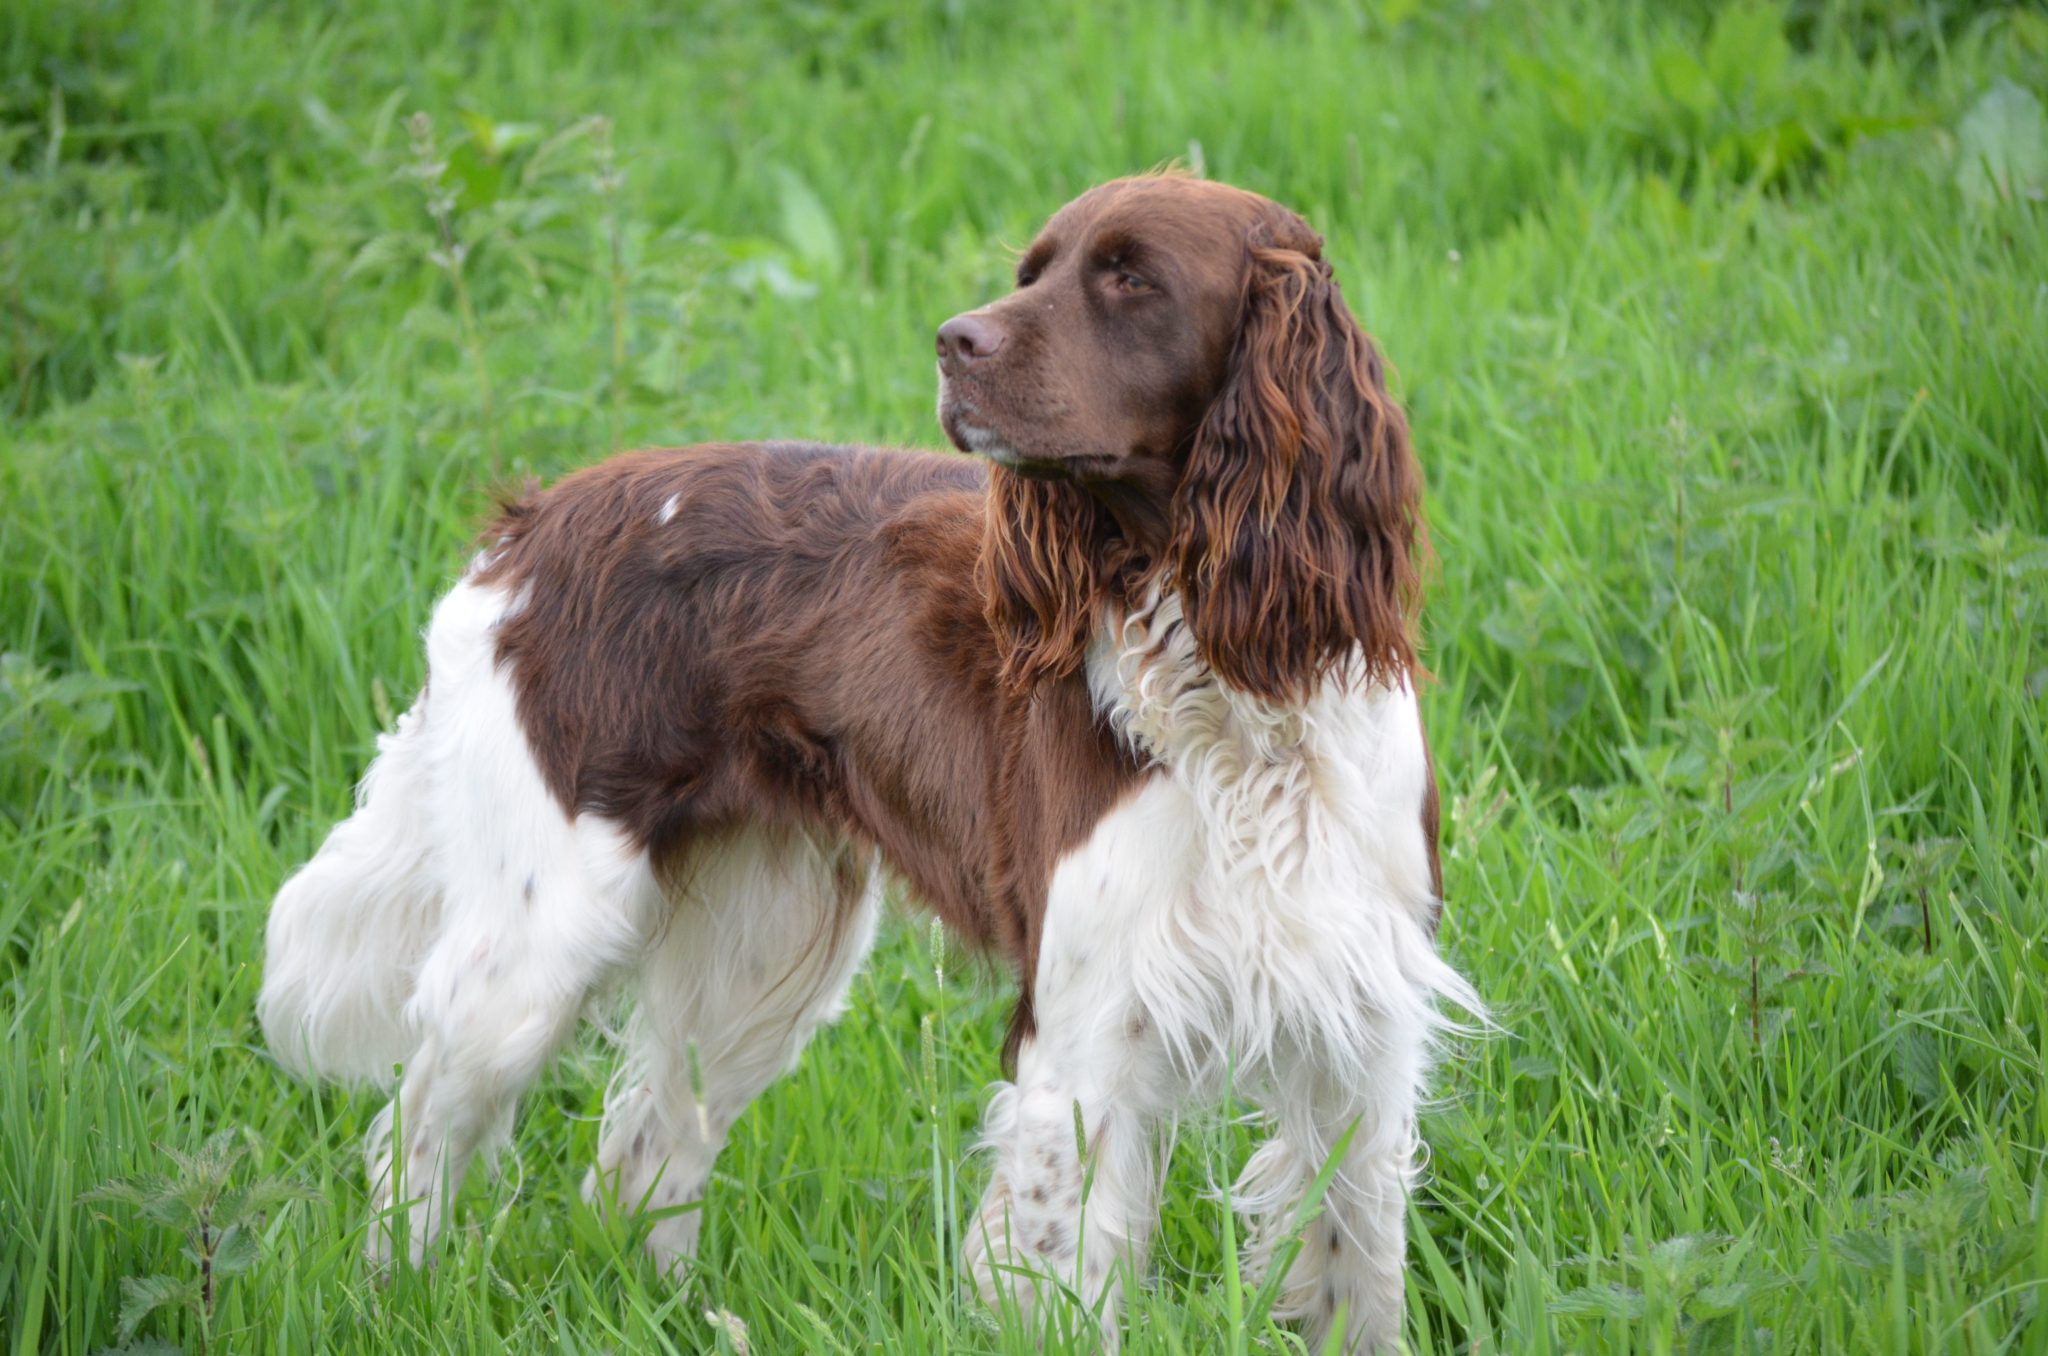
[259,174,1477,1354]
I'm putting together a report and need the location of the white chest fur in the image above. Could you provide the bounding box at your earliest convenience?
[1049,592,1479,1092]
[976,593,1483,1348]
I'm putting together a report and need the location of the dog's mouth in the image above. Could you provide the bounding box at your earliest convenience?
[983,447,1070,480]
[938,381,1068,478]
[957,431,1068,480]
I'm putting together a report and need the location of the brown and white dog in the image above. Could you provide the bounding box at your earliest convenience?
[259,173,1479,1351]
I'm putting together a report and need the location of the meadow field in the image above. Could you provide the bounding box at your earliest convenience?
[3,1,2045,1351]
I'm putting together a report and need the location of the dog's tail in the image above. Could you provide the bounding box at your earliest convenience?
[258,699,443,1089]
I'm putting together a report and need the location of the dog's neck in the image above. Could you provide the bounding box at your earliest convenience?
[1075,461,1178,554]
[1090,587,1322,789]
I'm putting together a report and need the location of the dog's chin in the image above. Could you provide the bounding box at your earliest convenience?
[978,448,1073,481]
[941,407,1070,479]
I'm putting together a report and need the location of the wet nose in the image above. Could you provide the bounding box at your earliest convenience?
[936,312,1007,368]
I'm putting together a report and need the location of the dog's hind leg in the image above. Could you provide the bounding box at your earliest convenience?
[362,578,660,1267]
[583,829,880,1275]
[260,697,444,1087]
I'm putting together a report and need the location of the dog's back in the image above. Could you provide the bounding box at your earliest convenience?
[260,441,997,1087]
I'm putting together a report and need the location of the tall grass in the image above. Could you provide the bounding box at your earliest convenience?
[4,1,2044,1351]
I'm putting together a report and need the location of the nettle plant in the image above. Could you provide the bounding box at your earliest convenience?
[80,1129,309,1355]
[1634,689,1838,1050]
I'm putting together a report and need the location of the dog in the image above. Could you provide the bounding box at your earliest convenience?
[259,172,1479,1351]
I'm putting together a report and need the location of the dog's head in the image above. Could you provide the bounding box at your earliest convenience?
[943,174,1424,701]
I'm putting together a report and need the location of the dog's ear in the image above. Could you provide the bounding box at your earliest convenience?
[979,468,1124,691]
[1167,227,1424,700]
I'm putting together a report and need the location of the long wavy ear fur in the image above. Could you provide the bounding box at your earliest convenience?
[978,468,1125,691]
[1169,228,1424,702]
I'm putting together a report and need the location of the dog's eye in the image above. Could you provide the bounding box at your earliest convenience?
[1111,270,1153,295]
[1015,267,1038,289]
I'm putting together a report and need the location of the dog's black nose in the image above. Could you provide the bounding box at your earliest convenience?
[937,313,1006,368]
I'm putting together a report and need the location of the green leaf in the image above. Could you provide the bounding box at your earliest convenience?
[210,1223,260,1278]
[458,110,542,159]
[1683,1313,1742,1356]
[139,1194,198,1231]
[1552,1281,1647,1319]
[2015,9,2048,58]
[117,1274,199,1343]
[79,1179,154,1208]
[211,1186,246,1227]
[1892,1027,1943,1103]
[1831,1229,1926,1277]
[1929,1166,1990,1229]
[160,1129,245,1191]
[445,141,505,213]
[1379,0,1422,28]
[1653,42,1717,118]
[773,167,843,277]
[1829,1230,1891,1272]
[1955,78,2047,209]
[1406,1205,1472,1330]
[725,252,817,301]
[1689,1278,1755,1315]
[1649,1231,1728,1282]
[1508,53,1594,131]
[1706,2,1789,104]
[227,1176,315,1221]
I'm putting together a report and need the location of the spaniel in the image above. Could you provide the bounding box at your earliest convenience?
[259,173,1479,1352]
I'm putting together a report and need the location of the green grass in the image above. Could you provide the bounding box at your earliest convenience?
[4,0,2046,1351]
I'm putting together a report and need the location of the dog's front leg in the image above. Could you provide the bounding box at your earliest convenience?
[1237,1036,1432,1355]
[965,780,1195,1347]
[966,1025,1167,1346]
